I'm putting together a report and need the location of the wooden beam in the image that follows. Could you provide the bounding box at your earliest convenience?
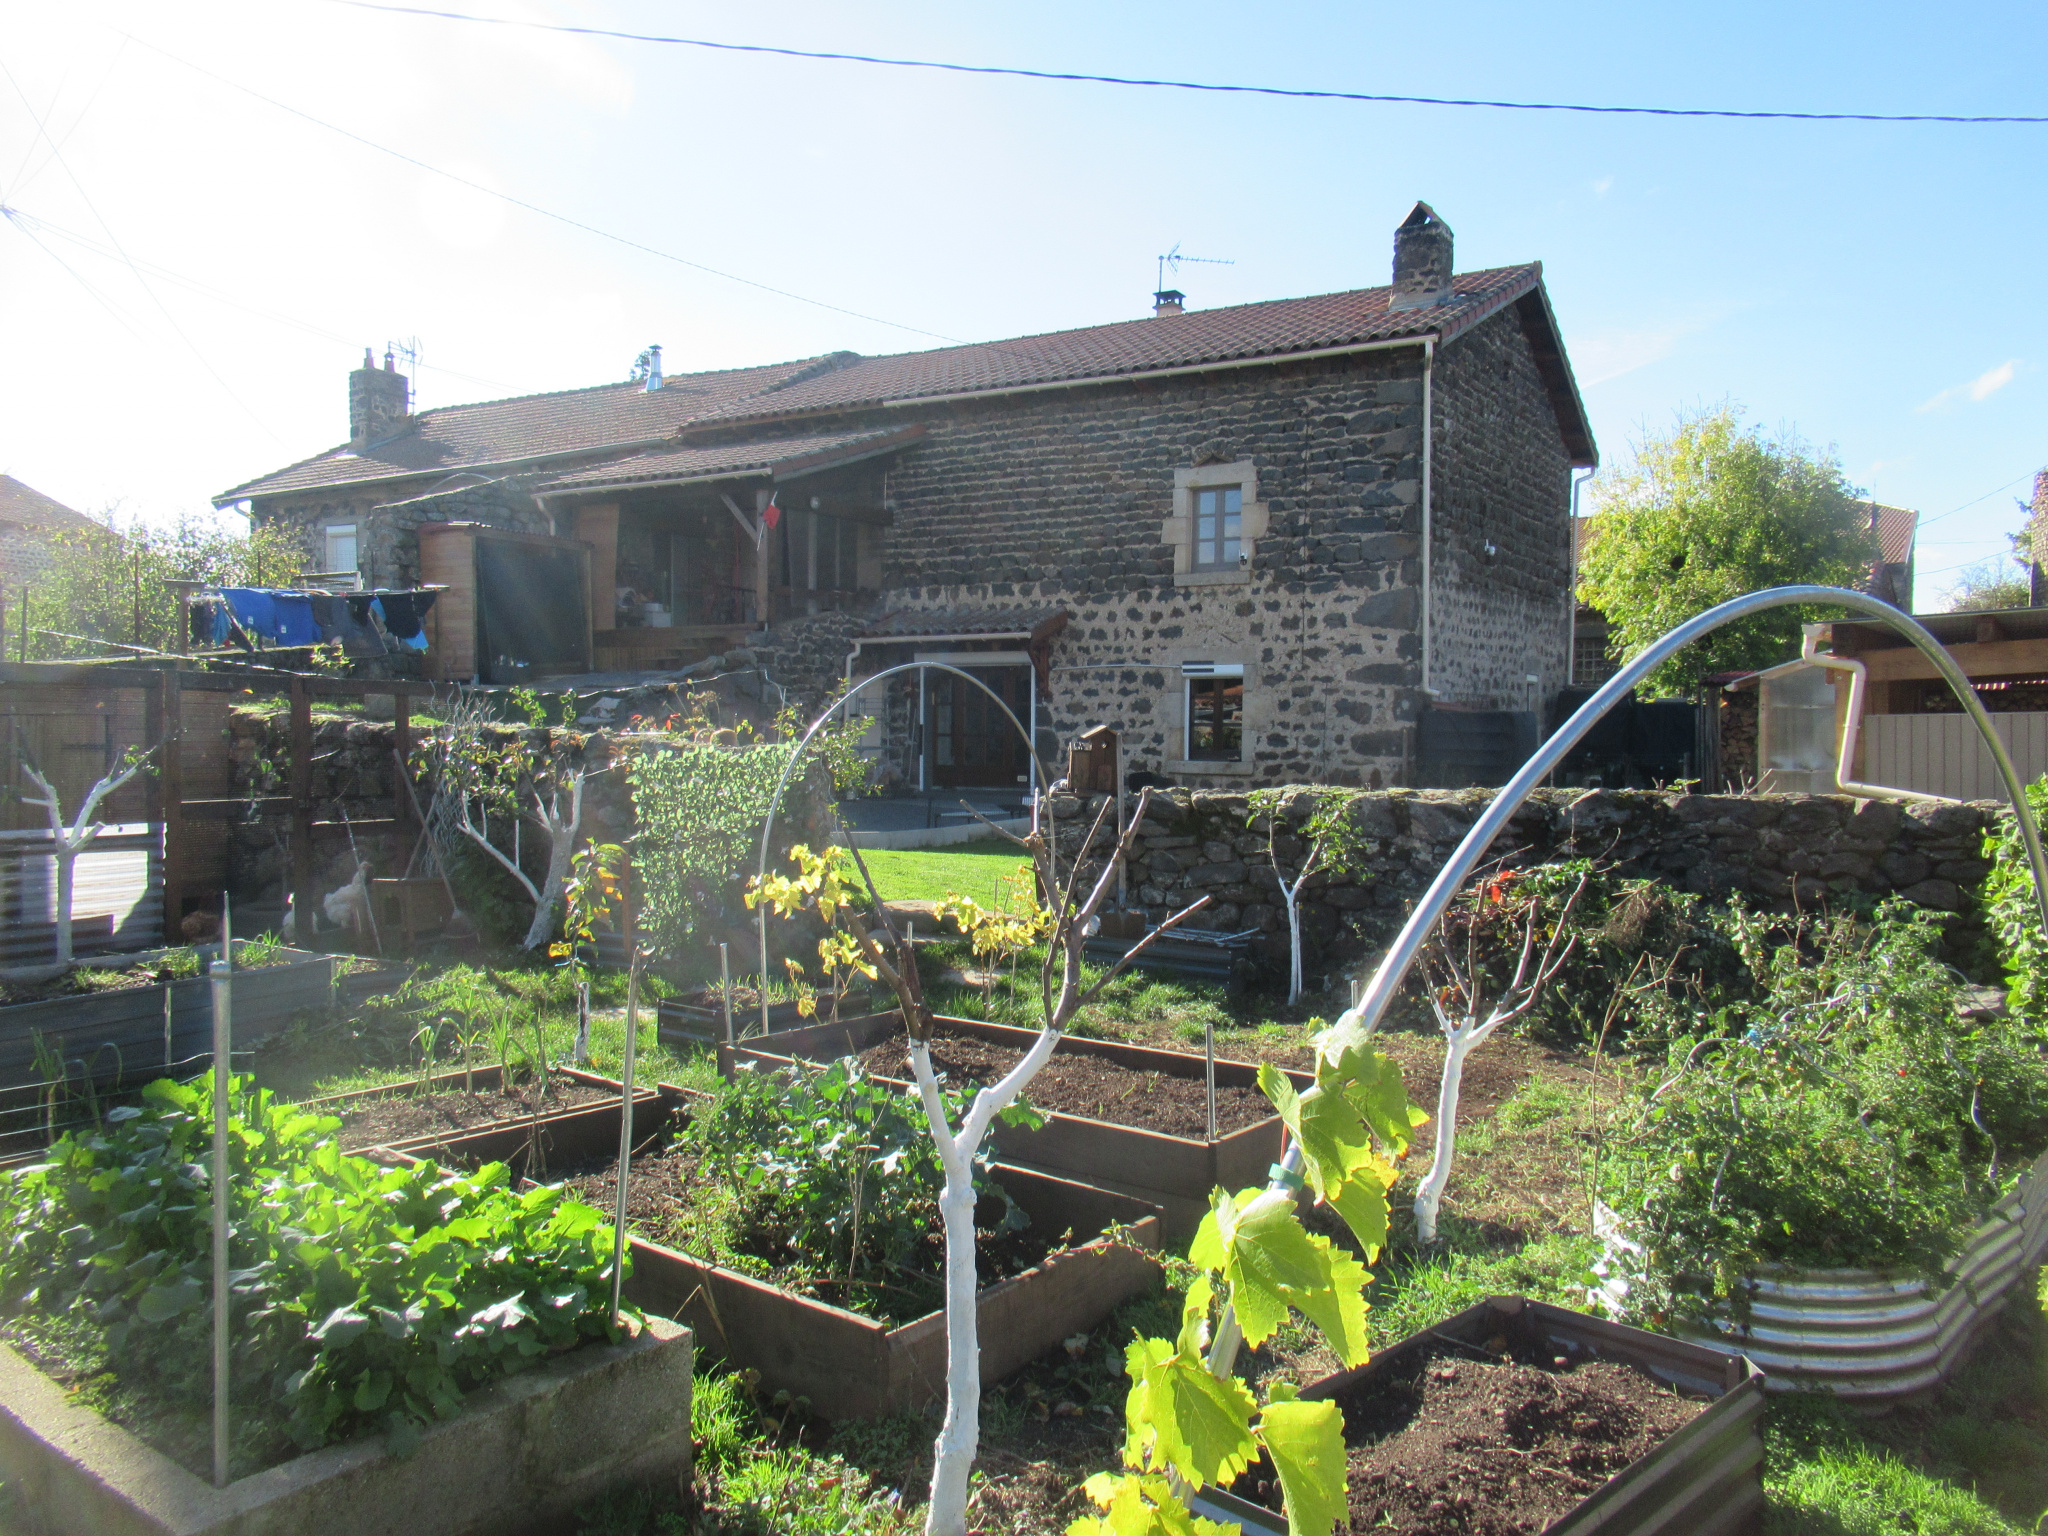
[1852,635,2048,683]
[1977,614,2006,646]
[289,677,317,952]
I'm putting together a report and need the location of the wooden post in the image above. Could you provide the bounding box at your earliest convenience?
[754,488,773,628]
[289,677,317,952]
[158,671,185,941]
[393,687,413,842]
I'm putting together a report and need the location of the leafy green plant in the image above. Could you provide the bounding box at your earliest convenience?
[695,1057,1038,1318]
[936,867,1055,1020]
[0,1072,629,1473]
[1983,778,2048,1023]
[1602,902,2048,1313]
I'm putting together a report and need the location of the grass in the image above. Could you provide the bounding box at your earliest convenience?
[852,839,1033,906]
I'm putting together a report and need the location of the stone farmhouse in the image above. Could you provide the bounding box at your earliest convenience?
[218,203,1595,791]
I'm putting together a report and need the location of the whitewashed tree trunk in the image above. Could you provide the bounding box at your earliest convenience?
[1281,873,1308,1005]
[19,751,156,966]
[458,771,584,951]
[1413,1012,1494,1243]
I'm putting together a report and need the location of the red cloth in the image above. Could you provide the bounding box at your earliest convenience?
[761,492,781,531]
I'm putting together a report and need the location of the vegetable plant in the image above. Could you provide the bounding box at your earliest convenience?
[551,840,626,1062]
[0,1071,630,1472]
[695,1056,1038,1317]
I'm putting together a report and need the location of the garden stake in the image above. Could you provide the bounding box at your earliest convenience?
[222,891,232,970]
[209,958,232,1489]
[163,986,174,1071]
[719,942,733,1047]
[1204,1017,1217,1142]
[610,947,642,1323]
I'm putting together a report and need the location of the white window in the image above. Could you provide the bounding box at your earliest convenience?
[1193,486,1242,570]
[1183,662,1245,761]
[1164,463,1266,586]
[323,524,358,573]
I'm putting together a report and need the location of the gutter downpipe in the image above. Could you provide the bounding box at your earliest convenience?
[1567,466,1595,688]
[1199,583,2048,1391]
[1420,337,1436,699]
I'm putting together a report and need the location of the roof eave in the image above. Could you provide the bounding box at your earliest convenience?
[214,434,680,508]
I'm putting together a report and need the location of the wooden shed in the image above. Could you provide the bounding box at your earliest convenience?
[419,522,593,684]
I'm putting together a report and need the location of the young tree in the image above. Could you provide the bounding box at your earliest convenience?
[1411,863,1588,1242]
[1576,406,1879,694]
[1250,787,1369,1005]
[23,511,311,659]
[14,737,161,965]
[749,791,1207,1536]
[1945,555,2033,613]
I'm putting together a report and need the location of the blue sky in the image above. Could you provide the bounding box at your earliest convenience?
[2,0,2042,608]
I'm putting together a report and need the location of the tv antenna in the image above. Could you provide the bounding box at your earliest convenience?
[1157,243,1234,293]
[389,335,423,406]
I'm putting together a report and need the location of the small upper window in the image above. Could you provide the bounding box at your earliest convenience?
[1193,486,1242,570]
[323,524,358,573]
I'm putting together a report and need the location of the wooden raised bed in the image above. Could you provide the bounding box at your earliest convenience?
[0,942,333,1091]
[1195,1296,1766,1536]
[0,1315,693,1536]
[723,1012,1310,1240]
[621,1161,1163,1419]
[301,1065,671,1161]
[656,993,882,1049]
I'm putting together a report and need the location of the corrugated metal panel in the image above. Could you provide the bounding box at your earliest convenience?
[1863,711,2048,801]
[0,823,161,962]
[1605,1148,2048,1403]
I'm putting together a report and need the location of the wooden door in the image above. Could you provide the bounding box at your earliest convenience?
[927,667,1030,787]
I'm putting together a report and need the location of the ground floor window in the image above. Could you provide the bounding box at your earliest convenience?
[322,523,358,574]
[1184,663,1244,760]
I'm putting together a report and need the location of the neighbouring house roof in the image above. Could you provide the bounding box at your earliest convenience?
[213,355,862,504]
[1864,502,1917,568]
[0,475,95,536]
[859,605,1069,641]
[535,425,926,496]
[221,261,1596,505]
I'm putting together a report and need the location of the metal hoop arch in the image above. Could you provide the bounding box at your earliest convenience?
[752,660,1058,1034]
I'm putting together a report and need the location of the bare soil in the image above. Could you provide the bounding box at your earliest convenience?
[1237,1342,1701,1535]
[336,1072,611,1148]
[852,1025,1276,1139]
[0,963,173,1006]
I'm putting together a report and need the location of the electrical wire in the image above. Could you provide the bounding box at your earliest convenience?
[118,30,965,346]
[326,0,2048,126]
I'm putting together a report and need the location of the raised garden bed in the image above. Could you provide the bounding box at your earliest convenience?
[301,1064,665,1158]
[0,1316,693,1536]
[0,941,333,1092]
[1610,1146,2048,1403]
[723,1012,1310,1240]
[621,1161,1161,1420]
[1198,1296,1765,1536]
[655,990,881,1048]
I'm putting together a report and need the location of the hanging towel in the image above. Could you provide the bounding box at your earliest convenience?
[372,590,437,650]
[220,588,320,647]
[309,593,387,657]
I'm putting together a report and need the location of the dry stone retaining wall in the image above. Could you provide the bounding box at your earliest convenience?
[1050,786,2003,969]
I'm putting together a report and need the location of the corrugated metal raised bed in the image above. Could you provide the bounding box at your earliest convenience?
[1620,1147,2048,1403]
[0,941,332,1090]
[721,1011,1311,1241]
[302,1064,674,1163]
[621,1162,1162,1420]
[1194,1296,1766,1536]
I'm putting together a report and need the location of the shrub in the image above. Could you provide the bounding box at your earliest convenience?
[1982,778,2048,1023]
[1601,903,2048,1311]
[0,1073,626,1473]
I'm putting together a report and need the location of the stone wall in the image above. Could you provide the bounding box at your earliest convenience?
[1051,786,2002,970]
[256,478,552,592]
[1427,301,1575,710]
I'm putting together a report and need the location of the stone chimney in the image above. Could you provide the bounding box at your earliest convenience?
[1389,202,1454,312]
[1153,289,1185,317]
[349,348,409,445]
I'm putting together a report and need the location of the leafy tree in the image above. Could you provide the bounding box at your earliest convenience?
[19,510,312,659]
[1945,555,2032,613]
[1576,407,1878,694]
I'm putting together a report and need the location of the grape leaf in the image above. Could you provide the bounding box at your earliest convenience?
[1178,1272,1215,1355]
[1200,1189,1371,1364]
[1069,1473,1244,1536]
[1258,1057,1407,1260]
[1257,1396,1348,1536]
[1123,1336,1258,1487]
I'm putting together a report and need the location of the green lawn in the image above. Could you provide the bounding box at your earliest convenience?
[852,838,1034,906]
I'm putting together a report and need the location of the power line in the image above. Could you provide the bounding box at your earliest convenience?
[1914,471,2037,532]
[118,30,965,346]
[327,0,2048,126]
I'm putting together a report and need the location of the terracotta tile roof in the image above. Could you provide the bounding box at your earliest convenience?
[860,605,1069,640]
[691,265,1546,426]
[537,425,925,494]
[1864,502,1917,567]
[214,355,860,503]
[0,475,95,534]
